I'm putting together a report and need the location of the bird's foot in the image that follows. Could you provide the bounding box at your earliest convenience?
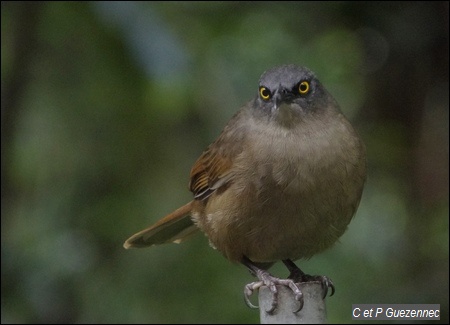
[289,268,335,299]
[244,269,304,314]
[284,259,335,299]
[296,274,335,299]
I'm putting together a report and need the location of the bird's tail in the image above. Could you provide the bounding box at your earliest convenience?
[123,201,198,249]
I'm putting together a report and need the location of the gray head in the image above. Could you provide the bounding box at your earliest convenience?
[254,65,333,123]
[259,65,316,91]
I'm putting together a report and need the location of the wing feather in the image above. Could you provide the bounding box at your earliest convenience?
[189,111,246,200]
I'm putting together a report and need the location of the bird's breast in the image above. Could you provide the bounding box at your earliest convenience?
[195,114,366,263]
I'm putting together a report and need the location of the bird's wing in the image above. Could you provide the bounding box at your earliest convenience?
[189,113,246,200]
[124,110,247,248]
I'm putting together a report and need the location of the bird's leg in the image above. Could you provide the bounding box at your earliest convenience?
[242,256,304,314]
[282,259,335,299]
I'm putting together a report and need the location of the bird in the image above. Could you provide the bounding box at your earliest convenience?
[124,64,367,314]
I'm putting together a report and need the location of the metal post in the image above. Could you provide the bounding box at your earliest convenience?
[259,282,327,324]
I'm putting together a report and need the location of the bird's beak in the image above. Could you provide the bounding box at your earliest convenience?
[273,87,289,111]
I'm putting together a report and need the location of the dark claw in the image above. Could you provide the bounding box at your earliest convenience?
[293,292,304,313]
[286,281,304,313]
[244,281,261,309]
[266,301,277,315]
[244,295,259,309]
[319,275,335,299]
[266,281,279,314]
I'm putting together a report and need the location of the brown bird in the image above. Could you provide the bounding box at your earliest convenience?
[124,64,367,313]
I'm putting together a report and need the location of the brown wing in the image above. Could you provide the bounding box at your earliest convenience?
[189,111,246,200]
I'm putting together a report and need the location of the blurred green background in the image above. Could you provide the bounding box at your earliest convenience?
[1,1,448,323]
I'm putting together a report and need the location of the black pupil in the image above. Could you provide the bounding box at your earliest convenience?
[300,83,307,92]
[262,88,270,97]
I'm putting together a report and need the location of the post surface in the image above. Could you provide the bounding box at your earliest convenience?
[259,282,327,324]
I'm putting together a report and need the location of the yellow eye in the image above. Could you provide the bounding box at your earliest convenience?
[298,81,310,95]
[259,87,271,100]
